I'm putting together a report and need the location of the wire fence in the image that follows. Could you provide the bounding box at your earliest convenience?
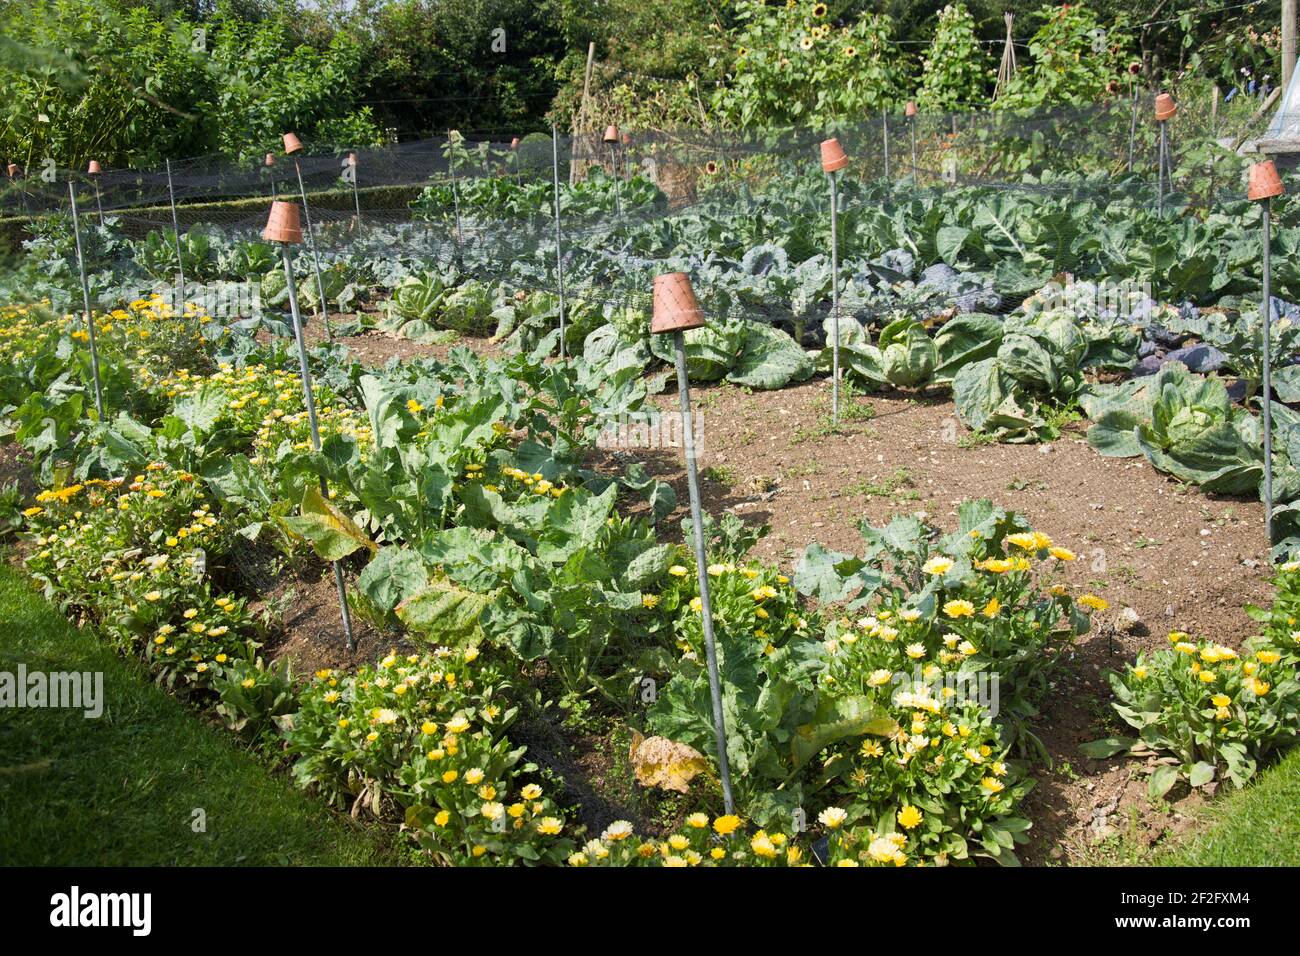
[1,95,1290,348]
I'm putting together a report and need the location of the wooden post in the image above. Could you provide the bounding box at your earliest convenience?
[1285,0,1297,96]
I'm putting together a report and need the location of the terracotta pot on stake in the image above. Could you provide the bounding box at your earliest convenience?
[821,138,848,425]
[1154,93,1176,214]
[263,201,356,651]
[651,272,735,815]
[1250,160,1286,542]
[282,132,335,341]
[265,152,277,198]
[66,181,106,420]
[87,160,105,226]
[604,124,623,218]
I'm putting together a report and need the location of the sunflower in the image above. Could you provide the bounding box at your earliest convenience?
[800,35,814,50]
[812,2,828,17]
[842,45,858,58]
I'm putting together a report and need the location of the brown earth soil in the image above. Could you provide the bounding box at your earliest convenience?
[194,328,1280,863]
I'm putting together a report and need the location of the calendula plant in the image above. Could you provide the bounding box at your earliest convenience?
[1095,630,1300,796]
[815,677,1033,866]
[284,647,574,866]
[797,500,1094,755]
[21,464,268,683]
[568,814,807,867]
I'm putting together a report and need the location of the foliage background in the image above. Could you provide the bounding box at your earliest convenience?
[0,0,1285,166]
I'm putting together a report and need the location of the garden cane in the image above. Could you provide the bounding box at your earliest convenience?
[552,126,568,360]
[265,201,357,651]
[283,132,336,342]
[654,272,735,815]
[265,152,277,198]
[164,159,187,315]
[821,138,848,426]
[1249,160,1285,544]
[604,125,622,219]
[67,181,106,420]
[87,160,104,226]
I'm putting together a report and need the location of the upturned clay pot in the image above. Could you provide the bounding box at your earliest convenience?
[264,153,276,168]
[282,132,304,155]
[820,137,848,174]
[6,164,18,178]
[905,101,918,118]
[603,125,620,144]
[87,160,102,176]
[651,272,706,334]
[1154,92,1176,122]
[346,152,358,167]
[1247,160,1284,202]
[262,201,303,244]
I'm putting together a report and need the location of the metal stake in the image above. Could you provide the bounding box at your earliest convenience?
[1157,121,1167,216]
[292,156,335,342]
[909,115,917,179]
[448,132,464,267]
[91,178,104,226]
[671,330,734,815]
[164,159,187,315]
[1263,197,1276,542]
[608,142,623,218]
[552,126,568,360]
[281,243,356,651]
[828,171,841,425]
[67,182,106,420]
[1127,81,1138,174]
[349,156,362,227]
[882,109,890,179]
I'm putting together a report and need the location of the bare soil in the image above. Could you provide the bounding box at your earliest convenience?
[237,329,1276,863]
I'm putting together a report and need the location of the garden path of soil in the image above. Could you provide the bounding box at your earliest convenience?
[264,328,1273,864]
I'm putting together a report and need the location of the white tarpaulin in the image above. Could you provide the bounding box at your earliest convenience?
[1265,69,1300,139]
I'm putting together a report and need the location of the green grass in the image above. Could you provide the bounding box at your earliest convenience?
[1157,747,1300,867]
[0,563,395,866]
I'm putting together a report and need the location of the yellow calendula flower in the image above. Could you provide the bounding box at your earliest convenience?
[943,599,975,619]
[922,555,954,575]
[982,597,1001,617]
[713,814,742,836]
[1211,694,1231,708]
[1048,546,1076,561]
[669,565,689,577]
[897,805,923,830]
[818,807,847,830]
[1256,650,1281,665]
[1078,594,1109,611]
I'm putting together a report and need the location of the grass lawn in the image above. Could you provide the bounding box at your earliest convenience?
[1157,747,1300,867]
[0,563,395,866]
